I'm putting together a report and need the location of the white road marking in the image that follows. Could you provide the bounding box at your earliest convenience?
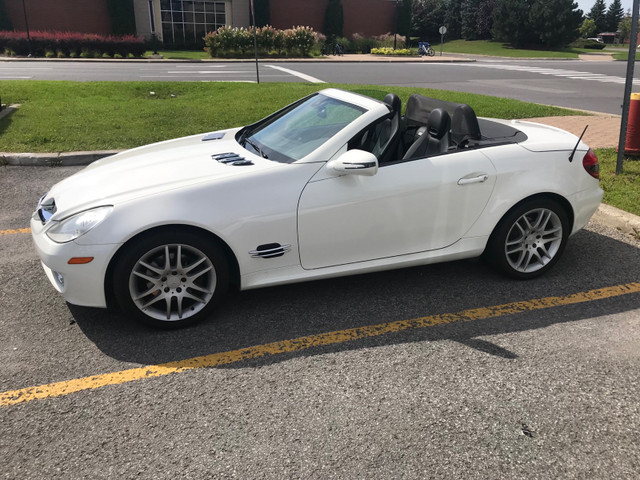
[452,63,640,86]
[264,65,325,83]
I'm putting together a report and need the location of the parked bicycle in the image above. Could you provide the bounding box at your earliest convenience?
[418,41,435,57]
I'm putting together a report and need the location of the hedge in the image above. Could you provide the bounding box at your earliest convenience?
[204,25,321,58]
[0,31,146,58]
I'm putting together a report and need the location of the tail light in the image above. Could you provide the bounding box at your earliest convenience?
[582,149,599,179]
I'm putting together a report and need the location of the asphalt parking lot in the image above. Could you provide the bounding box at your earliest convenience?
[1,165,640,479]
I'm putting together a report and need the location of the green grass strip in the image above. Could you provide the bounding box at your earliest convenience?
[596,148,640,217]
[0,81,580,153]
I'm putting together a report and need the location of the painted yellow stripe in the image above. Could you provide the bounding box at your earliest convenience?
[2,282,639,407]
[0,228,31,236]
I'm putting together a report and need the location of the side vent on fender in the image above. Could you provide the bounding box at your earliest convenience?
[211,152,254,166]
[249,243,292,259]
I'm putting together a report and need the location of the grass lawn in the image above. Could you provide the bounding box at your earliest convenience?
[596,148,640,216]
[440,39,581,58]
[144,49,210,60]
[612,51,640,61]
[0,81,581,153]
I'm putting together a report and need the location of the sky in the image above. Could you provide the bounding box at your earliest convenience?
[576,0,636,16]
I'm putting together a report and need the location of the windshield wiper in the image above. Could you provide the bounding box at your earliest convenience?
[243,138,268,159]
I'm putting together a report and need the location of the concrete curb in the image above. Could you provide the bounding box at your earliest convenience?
[1,151,122,167]
[0,54,475,63]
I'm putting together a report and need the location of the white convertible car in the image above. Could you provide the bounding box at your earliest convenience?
[31,88,603,328]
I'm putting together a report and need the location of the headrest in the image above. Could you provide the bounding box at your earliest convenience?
[427,108,451,139]
[383,93,401,114]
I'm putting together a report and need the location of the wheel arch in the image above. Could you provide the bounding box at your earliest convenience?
[104,224,241,308]
[486,192,574,248]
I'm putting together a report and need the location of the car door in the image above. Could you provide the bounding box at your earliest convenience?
[297,149,497,270]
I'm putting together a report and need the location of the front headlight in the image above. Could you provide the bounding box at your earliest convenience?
[46,206,113,243]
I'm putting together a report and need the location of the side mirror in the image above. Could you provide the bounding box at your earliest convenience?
[327,149,378,176]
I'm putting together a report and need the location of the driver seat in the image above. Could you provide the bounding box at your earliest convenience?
[372,93,402,163]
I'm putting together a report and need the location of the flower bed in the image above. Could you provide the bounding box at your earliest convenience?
[0,31,146,58]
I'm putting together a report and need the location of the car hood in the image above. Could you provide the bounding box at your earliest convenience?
[43,129,277,218]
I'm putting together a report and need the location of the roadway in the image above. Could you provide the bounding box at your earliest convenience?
[1,57,639,114]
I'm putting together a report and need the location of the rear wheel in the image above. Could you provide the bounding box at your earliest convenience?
[113,231,229,328]
[487,199,570,279]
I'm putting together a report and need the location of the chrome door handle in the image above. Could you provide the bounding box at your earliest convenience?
[458,174,489,185]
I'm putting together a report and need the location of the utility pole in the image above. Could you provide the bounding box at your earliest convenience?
[616,0,639,174]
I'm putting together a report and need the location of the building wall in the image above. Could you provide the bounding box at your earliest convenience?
[5,0,112,34]
[269,0,394,37]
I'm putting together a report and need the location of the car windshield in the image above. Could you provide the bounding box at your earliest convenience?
[239,94,367,163]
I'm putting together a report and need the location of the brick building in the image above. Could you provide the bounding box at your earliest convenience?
[4,0,395,46]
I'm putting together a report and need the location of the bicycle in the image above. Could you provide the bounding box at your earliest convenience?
[418,42,435,57]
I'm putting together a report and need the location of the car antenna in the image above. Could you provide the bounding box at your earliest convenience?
[568,125,588,163]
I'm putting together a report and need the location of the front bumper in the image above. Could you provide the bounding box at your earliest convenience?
[30,216,119,308]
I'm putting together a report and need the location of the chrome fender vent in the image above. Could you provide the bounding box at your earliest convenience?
[211,152,254,166]
[249,243,292,259]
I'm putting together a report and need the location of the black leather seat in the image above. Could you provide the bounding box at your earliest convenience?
[372,93,402,163]
[403,108,451,159]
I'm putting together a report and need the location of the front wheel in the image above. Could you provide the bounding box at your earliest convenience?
[112,231,229,328]
[486,199,570,279]
[427,48,435,57]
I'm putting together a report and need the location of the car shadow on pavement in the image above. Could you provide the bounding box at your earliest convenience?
[68,228,640,367]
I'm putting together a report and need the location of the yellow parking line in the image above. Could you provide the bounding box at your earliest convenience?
[0,228,31,236]
[2,282,639,407]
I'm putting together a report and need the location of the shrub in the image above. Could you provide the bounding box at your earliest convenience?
[371,47,414,56]
[571,38,607,49]
[0,31,145,58]
[204,25,319,57]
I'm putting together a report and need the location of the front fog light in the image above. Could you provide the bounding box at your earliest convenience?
[54,271,64,288]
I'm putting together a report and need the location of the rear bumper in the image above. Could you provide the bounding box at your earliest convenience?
[569,186,604,234]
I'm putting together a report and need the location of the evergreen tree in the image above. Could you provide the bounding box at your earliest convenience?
[461,0,480,39]
[445,0,464,39]
[530,0,582,47]
[106,0,136,35]
[587,0,608,33]
[0,0,12,31]
[323,0,344,39]
[412,0,448,40]
[477,0,497,39]
[254,0,270,28]
[605,0,624,32]
[396,0,413,40]
[492,0,537,47]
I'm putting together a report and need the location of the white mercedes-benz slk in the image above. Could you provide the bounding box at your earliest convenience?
[31,88,603,328]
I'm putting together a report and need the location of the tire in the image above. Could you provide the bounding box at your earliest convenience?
[428,48,435,57]
[112,231,229,329]
[486,198,570,280]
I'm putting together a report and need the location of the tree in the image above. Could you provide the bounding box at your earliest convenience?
[605,0,624,32]
[254,0,270,28]
[323,0,344,39]
[445,0,464,39]
[461,0,480,40]
[580,18,597,38]
[396,0,413,40]
[477,0,498,39]
[412,0,448,40]
[492,0,537,48]
[106,0,136,35]
[587,0,608,33]
[618,15,632,42]
[530,0,582,47]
